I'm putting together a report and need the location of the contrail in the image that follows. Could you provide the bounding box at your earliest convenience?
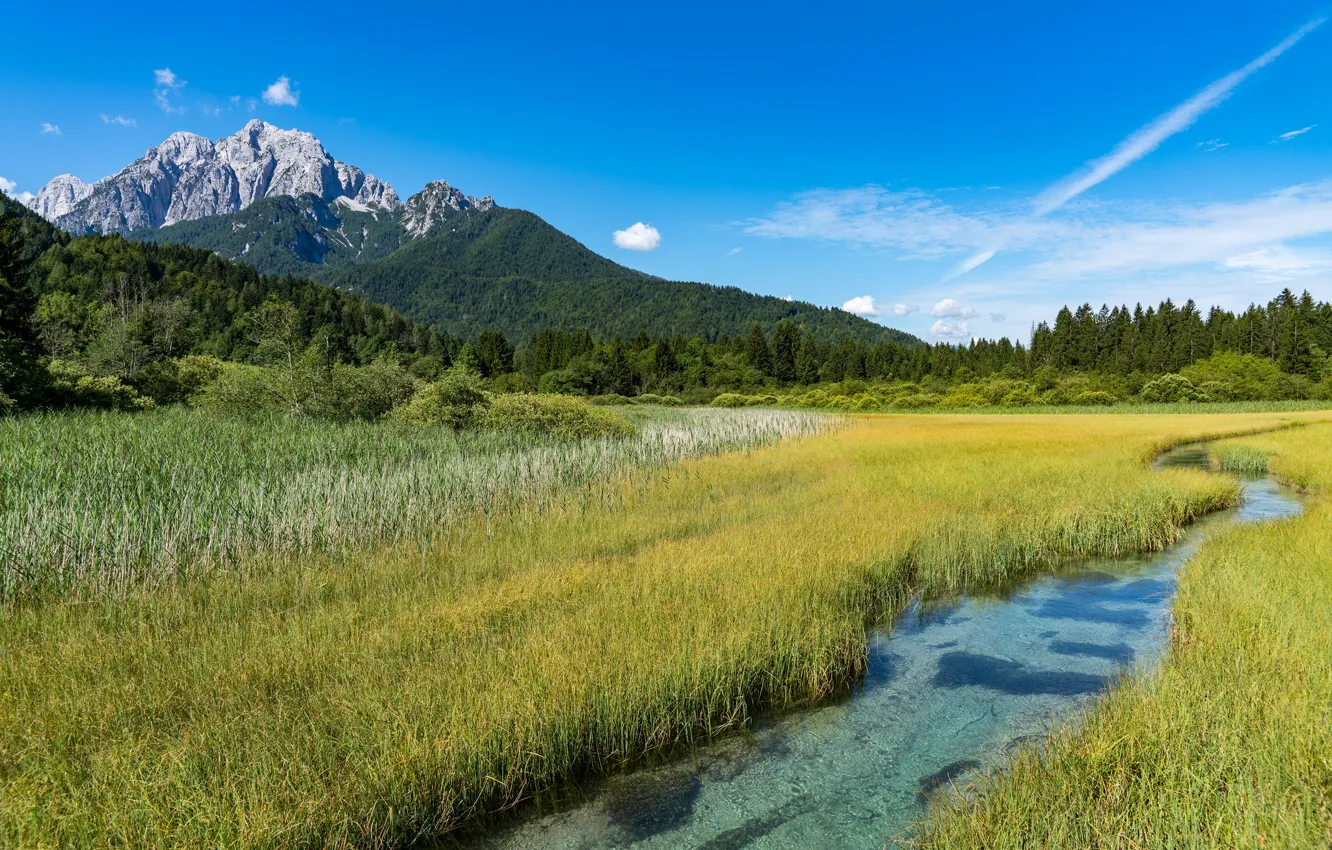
[948,17,1325,280]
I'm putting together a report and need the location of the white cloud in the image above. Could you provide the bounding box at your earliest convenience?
[201,105,221,116]
[0,177,15,194]
[989,312,1006,322]
[16,191,34,205]
[842,295,881,316]
[262,76,300,107]
[1032,19,1323,218]
[727,246,743,256]
[930,319,971,340]
[931,298,977,318]
[41,123,61,135]
[230,95,242,107]
[154,68,184,88]
[749,177,1332,299]
[1276,125,1317,142]
[99,113,136,126]
[780,295,793,301]
[612,222,661,251]
[153,68,187,113]
[1198,138,1228,152]
[893,303,919,316]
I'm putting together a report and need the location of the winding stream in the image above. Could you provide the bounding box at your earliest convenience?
[472,446,1303,849]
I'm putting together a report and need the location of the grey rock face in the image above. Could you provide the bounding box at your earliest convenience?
[25,174,95,221]
[34,120,403,234]
[401,181,496,237]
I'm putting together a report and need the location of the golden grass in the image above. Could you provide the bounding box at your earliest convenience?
[2,411,1326,848]
[916,422,1332,849]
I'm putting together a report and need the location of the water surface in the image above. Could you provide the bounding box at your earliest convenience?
[473,448,1302,849]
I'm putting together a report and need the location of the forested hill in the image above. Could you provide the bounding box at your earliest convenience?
[131,193,920,346]
[0,192,456,404]
[134,194,646,284]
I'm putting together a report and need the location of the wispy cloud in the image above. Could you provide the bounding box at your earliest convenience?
[40,123,61,135]
[154,67,187,113]
[154,68,184,88]
[99,113,136,127]
[989,312,1006,322]
[1276,125,1317,142]
[727,246,743,256]
[937,17,1326,279]
[262,76,300,107]
[1033,19,1324,217]
[612,222,661,251]
[1198,138,1228,152]
[893,303,919,316]
[842,295,881,317]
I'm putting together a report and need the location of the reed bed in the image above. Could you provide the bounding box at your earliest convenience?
[0,406,828,602]
[1,411,1326,848]
[916,423,1332,849]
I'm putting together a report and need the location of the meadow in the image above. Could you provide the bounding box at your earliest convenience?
[1,409,1328,847]
[0,405,826,602]
[916,422,1332,849]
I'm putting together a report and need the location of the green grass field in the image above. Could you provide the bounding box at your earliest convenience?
[0,406,827,602]
[2,409,1329,847]
[916,422,1332,849]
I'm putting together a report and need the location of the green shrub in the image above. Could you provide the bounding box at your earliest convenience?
[481,393,635,439]
[47,360,155,411]
[489,372,532,394]
[1180,352,1285,401]
[389,371,489,429]
[190,362,284,417]
[133,355,226,405]
[1140,373,1207,403]
[893,393,942,409]
[1000,387,1039,407]
[710,393,748,408]
[634,394,683,407]
[1074,390,1117,406]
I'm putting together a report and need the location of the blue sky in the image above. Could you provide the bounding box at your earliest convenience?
[2,1,1330,343]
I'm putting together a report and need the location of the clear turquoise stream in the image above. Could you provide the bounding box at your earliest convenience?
[470,447,1303,849]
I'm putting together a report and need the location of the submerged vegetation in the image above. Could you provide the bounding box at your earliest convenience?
[917,423,1332,849]
[2,411,1323,847]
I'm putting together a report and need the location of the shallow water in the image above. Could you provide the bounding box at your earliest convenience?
[472,447,1303,849]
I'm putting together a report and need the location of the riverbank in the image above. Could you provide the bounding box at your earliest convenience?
[916,422,1332,848]
[2,412,1326,847]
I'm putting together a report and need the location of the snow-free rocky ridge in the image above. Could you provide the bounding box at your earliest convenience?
[26,121,408,234]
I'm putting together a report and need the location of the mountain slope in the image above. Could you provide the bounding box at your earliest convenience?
[28,121,920,346]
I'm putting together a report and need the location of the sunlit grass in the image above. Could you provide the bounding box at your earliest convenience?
[0,406,827,602]
[2,410,1327,847]
[916,422,1332,849]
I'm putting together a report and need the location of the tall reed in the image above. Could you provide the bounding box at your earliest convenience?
[0,406,828,602]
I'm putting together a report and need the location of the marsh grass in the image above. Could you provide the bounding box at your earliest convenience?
[915,423,1332,849]
[0,406,828,602]
[2,411,1327,848]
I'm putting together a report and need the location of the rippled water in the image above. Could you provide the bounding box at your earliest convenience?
[471,447,1303,849]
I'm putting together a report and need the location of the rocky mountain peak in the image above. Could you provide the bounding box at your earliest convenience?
[26,122,403,234]
[401,180,496,237]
